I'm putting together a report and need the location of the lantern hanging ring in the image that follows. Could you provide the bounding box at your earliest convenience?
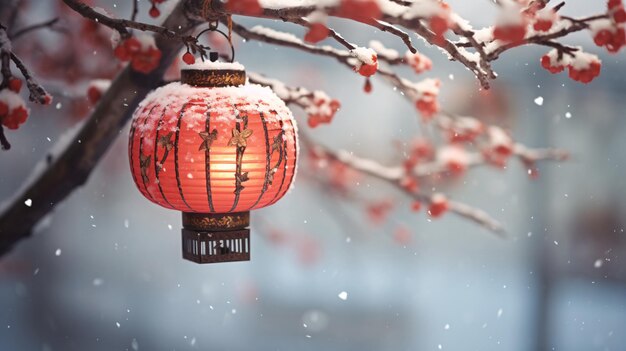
[195,22,235,63]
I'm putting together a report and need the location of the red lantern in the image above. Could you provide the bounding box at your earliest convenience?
[129,62,298,263]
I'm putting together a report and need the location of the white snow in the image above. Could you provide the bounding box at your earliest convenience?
[135,34,157,50]
[350,46,377,66]
[337,291,348,300]
[487,126,513,150]
[0,89,27,111]
[88,79,111,93]
[589,18,618,36]
[534,96,544,106]
[250,25,302,45]
[569,50,600,70]
[24,199,32,207]
[181,60,245,71]
[369,40,399,61]
[437,145,470,168]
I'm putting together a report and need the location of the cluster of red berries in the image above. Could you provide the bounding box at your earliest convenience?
[306,96,341,128]
[114,36,162,74]
[541,49,602,83]
[443,117,484,144]
[568,60,602,83]
[427,3,453,44]
[493,19,528,42]
[336,0,381,24]
[400,139,435,193]
[405,51,433,75]
[0,79,28,130]
[609,0,626,23]
[304,23,330,44]
[438,145,470,176]
[594,26,626,53]
[225,0,263,16]
[410,194,449,219]
[415,91,440,120]
[532,9,558,32]
[481,126,514,168]
[493,7,558,43]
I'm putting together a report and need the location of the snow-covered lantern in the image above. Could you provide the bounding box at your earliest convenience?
[128,61,298,264]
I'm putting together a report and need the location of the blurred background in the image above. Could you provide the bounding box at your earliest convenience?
[1,1,625,350]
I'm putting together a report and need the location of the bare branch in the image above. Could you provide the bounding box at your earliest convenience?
[0,1,201,257]
[10,17,59,39]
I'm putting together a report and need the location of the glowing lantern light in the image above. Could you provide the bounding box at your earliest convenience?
[129,61,298,263]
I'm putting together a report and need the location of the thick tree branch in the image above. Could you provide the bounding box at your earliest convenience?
[0,1,200,257]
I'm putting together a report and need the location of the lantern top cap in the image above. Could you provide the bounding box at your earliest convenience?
[181,61,246,87]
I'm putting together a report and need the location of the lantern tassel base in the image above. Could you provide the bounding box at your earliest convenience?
[181,212,251,264]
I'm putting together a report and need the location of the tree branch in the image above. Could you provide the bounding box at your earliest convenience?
[0,1,200,257]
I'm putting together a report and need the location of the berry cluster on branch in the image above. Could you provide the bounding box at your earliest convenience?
[0,0,615,253]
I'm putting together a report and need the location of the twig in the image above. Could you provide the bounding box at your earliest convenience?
[10,17,59,39]
[131,0,139,22]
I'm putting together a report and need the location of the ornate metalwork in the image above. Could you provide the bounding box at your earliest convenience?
[181,69,246,87]
[198,128,217,151]
[139,153,151,183]
[157,132,174,167]
[181,228,250,264]
[182,212,250,231]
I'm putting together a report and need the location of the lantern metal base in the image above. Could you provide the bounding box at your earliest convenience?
[181,212,250,264]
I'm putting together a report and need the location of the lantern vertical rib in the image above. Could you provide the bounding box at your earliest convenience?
[173,103,194,211]
[249,111,272,209]
[153,108,176,209]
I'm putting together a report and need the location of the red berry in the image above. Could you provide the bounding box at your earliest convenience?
[363,78,372,93]
[182,52,195,65]
[493,24,527,42]
[393,227,412,245]
[304,23,329,44]
[533,19,553,32]
[114,38,141,62]
[612,6,626,23]
[411,201,422,212]
[607,28,626,53]
[149,5,160,18]
[357,55,378,77]
[0,101,8,116]
[336,0,381,23]
[594,30,612,46]
[541,54,565,74]
[225,0,264,16]
[307,116,320,128]
[43,94,52,105]
[114,45,129,61]
[87,86,102,104]
[568,61,601,84]
[429,15,449,37]
[8,78,22,93]
[2,106,28,130]
[415,92,440,120]
[131,47,162,74]
[428,195,448,218]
